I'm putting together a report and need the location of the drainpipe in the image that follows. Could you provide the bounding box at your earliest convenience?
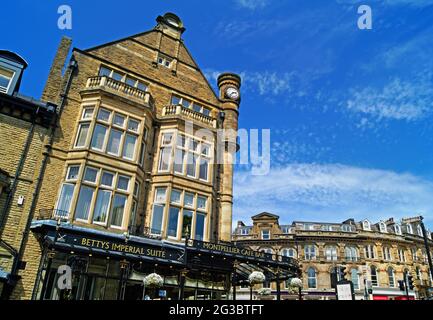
[3,57,78,300]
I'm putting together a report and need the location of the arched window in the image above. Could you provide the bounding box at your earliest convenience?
[307,267,317,289]
[345,246,358,262]
[383,247,392,261]
[363,220,371,231]
[387,267,395,287]
[417,225,423,237]
[342,224,352,232]
[351,269,360,290]
[325,246,338,261]
[379,222,387,233]
[281,248,296,258]
[304,245,316,260]
[394,224,402,235]
[370,266,378,286]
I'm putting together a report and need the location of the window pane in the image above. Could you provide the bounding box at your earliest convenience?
[137,82,147,91]
[56,184,74,216]
[91,124,107,150]
[167,207,180,237]
[199,158,208,180]
[75,124,90,147]
[159,147,172,171]
[134,182,140,198]
[112,71,123,81]
[171,96,181,105]
[107,129,123,155]
[202,108,211,116]
[101,172,114,187]
[75,186,94,220]
[84,167,98,183]
[193,104,202,113]
[151,204,164,234]
[155,188,166,203]
[195,213,205,241]
[162,133,173,146]
[122,134,137,160]
[201,144,210,156]
[93,190,111,223]
[117,176,130,191]
[111,194,127,227]
[174,149,185,174]
[171,190,182,204]
[197,196,207,211]
[125,77,136,87]
[67,166,80,180]
[177,134,186,148]
[184,193,194,208]
[97,109,111,122]
[186,153,197,177]
[99,67,111,77]
[127,119,139,132]
[0,68,13,90]
[82,108,94,120]
[182,99,191,108]
[182,210,193,238]
[113,114,125,127]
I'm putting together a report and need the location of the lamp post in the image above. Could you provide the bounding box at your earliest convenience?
[420,217,433,283]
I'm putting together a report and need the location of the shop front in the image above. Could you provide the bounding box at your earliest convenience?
[30,220,299,300]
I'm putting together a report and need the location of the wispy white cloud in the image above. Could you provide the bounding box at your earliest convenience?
[204,69,298,96]
[235,0,269,10]
[345,74,433,122]
[233,164,433,228]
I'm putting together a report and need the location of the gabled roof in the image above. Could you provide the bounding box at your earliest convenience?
[252,212,280,220]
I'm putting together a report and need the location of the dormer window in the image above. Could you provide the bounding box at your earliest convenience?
[0,67,14,93]
[240,228,249,235]
[406,224,413,234]
[158,55,172,68]
[281,226,290,234]
[342,224,352,232]
[261,230,270,240]
[417,225,423,237]
[362,220,371,231]
[394,224,402,235]
[379,222,387,233]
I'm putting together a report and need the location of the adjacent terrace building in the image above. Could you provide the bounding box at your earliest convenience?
[233,212,433,300]
[0,13,298,300]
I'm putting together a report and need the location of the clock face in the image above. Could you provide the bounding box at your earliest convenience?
[225,87,240,100]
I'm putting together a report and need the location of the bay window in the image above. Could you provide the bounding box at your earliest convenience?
[158,131,212,181]
[55,164,134,229]
[150,187,209,241]
[75,105,142,162]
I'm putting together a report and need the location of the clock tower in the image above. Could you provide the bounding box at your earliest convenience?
[217,73,241,241]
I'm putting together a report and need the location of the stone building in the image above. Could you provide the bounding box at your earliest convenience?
[0,13,298,300]
[233,212,433,300]
[0,51,56,297]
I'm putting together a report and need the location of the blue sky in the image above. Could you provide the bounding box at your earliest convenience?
[2,0,433,229]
